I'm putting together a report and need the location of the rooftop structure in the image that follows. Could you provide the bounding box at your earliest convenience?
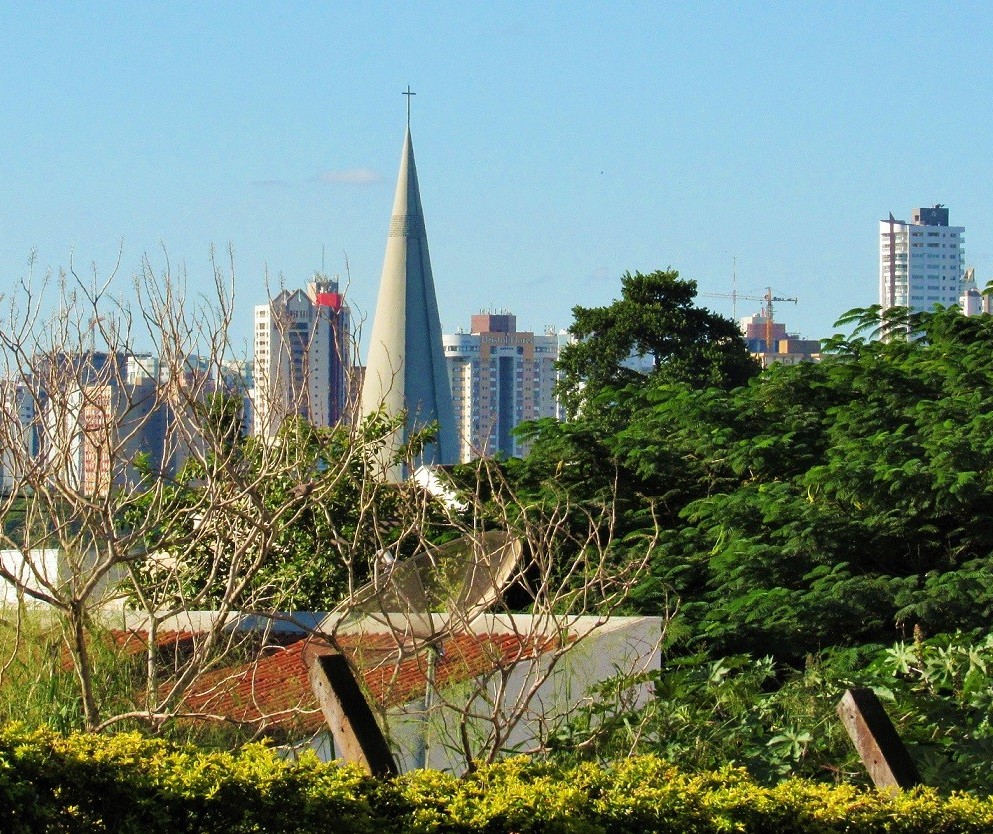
[100,610,661,774]
[739,311,820,367]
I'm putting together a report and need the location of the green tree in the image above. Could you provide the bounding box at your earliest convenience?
[556,269,758,420]
[641,306,993,658]
[514,295,993,662]
[496,269,759,585]
[129,410,461,612]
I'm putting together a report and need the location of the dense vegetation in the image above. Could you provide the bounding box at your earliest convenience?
[128,410,455,611]
[508,272,993,659]
[469,270,993,789]
[7,266,993,799]
[4,725,993,834]
[553,630,993,791]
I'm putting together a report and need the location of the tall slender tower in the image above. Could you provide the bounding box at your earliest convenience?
[361,119,457,479]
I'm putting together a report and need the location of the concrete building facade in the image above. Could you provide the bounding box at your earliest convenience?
[27,351,174,496]
[0,379,37,494]
[2,350,252,497]
[444,313,559,461]
[880,205,965,315]
[253,277,350,438]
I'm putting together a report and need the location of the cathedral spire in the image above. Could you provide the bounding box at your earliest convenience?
[360,116,458,479]
[402,85,415,129]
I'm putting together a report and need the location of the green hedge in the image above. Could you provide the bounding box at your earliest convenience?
[2,725,993,833]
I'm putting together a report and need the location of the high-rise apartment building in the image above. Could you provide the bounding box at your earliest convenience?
[31,351,174,496]
[1,349,251,497]
[879,205,965,314]
[252,277,350,437]
[0,379,37,494]
[443,312,559,462]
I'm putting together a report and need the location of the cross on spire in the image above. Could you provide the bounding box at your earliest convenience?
[403,85,415,128]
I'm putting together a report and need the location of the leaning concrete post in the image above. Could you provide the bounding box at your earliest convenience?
[305,649,398,778]
[837,687,921,790]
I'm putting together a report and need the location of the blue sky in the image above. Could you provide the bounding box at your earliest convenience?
[2,2,992,355]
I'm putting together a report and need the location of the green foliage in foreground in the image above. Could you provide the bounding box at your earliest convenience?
[127,410,454,613]
[552,630,993,794]
[3,725,993,834]
[0,614,136,736]
[0,612,272,748]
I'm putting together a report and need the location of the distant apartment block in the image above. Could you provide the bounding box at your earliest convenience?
[880,205,965,315]
[252,276,351,438]
[444,312,559,461]
[739,312,821,367]
[0,379,37,494]
[25,351,176,495]
[0,349,246,497]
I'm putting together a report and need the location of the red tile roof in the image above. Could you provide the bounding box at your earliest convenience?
[60,629,198,671]
[183,637,319,733]
[344,630,564,711]
[107,627,568,736]
[113,629,198,655]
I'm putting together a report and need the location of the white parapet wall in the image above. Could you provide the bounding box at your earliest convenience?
[342,612,664,773]
[0,548,126,608]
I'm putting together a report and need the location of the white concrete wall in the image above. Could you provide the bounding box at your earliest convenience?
[0,548,125,607]
[380,614,663,773]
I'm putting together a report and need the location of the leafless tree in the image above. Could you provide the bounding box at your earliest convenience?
[0,250,389,735]
[316,457,666,773]
[0,251,663,764]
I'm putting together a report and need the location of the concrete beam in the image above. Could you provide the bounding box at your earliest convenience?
[837,687,921,790]
[306,650,398,778]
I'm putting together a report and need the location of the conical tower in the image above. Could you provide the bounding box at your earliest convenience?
[360,124,458,479]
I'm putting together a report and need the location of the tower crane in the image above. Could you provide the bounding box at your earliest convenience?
[700,287,798,357]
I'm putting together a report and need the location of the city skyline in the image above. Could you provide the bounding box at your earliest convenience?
[4,3,993,351]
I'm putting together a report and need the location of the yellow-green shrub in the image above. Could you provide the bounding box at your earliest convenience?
[3,725,993,833]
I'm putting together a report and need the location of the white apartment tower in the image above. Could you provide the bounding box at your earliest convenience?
[444,313,559,462]
[879,205,965,315]
[0,379,37,494]
[253,277,350,437]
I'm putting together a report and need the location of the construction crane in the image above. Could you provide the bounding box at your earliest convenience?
[700,287,798,356]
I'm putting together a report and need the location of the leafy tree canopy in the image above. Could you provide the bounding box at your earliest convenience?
[511,297,993,663]
[128,406,452,612]
[556,269,758,419]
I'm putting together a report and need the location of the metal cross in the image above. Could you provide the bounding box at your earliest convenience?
[403,85,415,127]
